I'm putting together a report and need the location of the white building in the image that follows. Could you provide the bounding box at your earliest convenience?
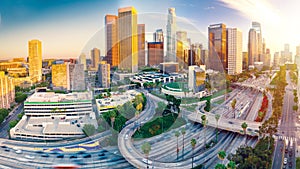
[166,8,176,62]
[227,28,242,75]
[79,53,87,71]
[10,91,97,141]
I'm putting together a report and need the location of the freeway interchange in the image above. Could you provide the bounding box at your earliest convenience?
[0,74,281,169]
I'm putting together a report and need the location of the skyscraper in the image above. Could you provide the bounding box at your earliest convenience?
[97,61,110,88]
[273,52,280,67]
[105,15,119,67]
[263,48,271,67]
[153,29,164,42]
[166,8,176,62]
[91,48,101,70]
[252,22,262,61]
[281,44,292,64]
[138,24,145,67]
[0,71,15,109]
[242,52,248,70]
[118,6,138,73]
[79,53,87,70]
[248,28,258,66]
[227,28,242,75]
[208,23,227,72]
[28,39,42,83]
[148,42,164,66]
[176,31,188,68]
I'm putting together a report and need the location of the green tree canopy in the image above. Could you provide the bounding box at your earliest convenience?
[82,124,96,136]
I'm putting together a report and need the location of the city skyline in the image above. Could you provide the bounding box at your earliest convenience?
[1,0,300,60]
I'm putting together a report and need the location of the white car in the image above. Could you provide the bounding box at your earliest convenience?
[25,155,35,159]
[15,150,22,154]
[142,158,153,164]
[284,158,287,165]
[125,134,128,139]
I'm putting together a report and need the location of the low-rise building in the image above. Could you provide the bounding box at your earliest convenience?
[10,90,97,141]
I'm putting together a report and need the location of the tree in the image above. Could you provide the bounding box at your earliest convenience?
[231,99,237,118]
[82,124,96,136]
[175,131,180,159]
[215,114,221,142]
[204,98,211,112]
[241,122,248,145]
[15,92,27,103]
[108,110,117,129]
[227,161,236,169]
[9,120,18,128]
[215,163,226,169]
[141,142,151,169]
[201,114,208,148]
[191,138,197,168]
[181,127,186,159]
[218,150,226,164]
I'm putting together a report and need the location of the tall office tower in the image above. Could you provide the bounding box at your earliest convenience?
[153,29,164,42]
[105,15,119,67]
[52,63,69,90]
[166,8,176,62]
[248,28,258,66]
[201,49,208,66]
[79,53,87,70]
[176,31,188,68]
[118,6,138,73]
[227,28,242,75]
[273,52,280,67]
[52,63,85,91]
[91,48,101,70]
[191,43,202,66]
[252,22,262,61]
[69,64,85,91]
[208,23,227,72]
[281,44,292,64]
[0,71,15,109]
[263,48,271,67]
[97,61,110,88]
[28,39,42,83]
[147,42,164,66]
[138,24,145,67]
[242,52,249,70]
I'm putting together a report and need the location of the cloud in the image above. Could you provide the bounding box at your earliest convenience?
[204,6,215,10]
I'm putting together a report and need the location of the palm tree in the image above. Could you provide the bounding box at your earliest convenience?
[175,131,180,159]
[201,114,208,149]
[241,122,248,145]
[231,99,237,118]
[227,161,236,169]
[217,150,226,164]
[215,114,221,142]
[181,128,186,159]
[190,138,197,168]
[141,142,151,169]
[108,110,117,130]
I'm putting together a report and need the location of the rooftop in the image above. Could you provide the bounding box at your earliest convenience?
[26,92,92,103]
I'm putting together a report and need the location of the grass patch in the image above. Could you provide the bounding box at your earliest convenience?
[133,113,186,139]
[296,157,300,169]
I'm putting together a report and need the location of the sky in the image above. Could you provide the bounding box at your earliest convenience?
[0,0,299,60]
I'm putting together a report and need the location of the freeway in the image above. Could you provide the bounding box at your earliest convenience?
[272,71,297,169]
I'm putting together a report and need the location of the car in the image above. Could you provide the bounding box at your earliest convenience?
[77,151,86,155]
[142,158,153,164]
[15,150,22,154]
[228,121,234,124]
[125,134,128,139]
[83,154,91,158]
[284,158,287,165]
[56,154,64,158]
[41,153,50,157]
[289,151,292,157]
[70,155,77,159]
[25,155,35,159]
[35,150,44,154]
[1,145,7,149]
[98,153,105,156]
[4,148,10,152]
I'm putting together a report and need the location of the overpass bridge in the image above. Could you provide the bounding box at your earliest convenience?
[186,110,261,136]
